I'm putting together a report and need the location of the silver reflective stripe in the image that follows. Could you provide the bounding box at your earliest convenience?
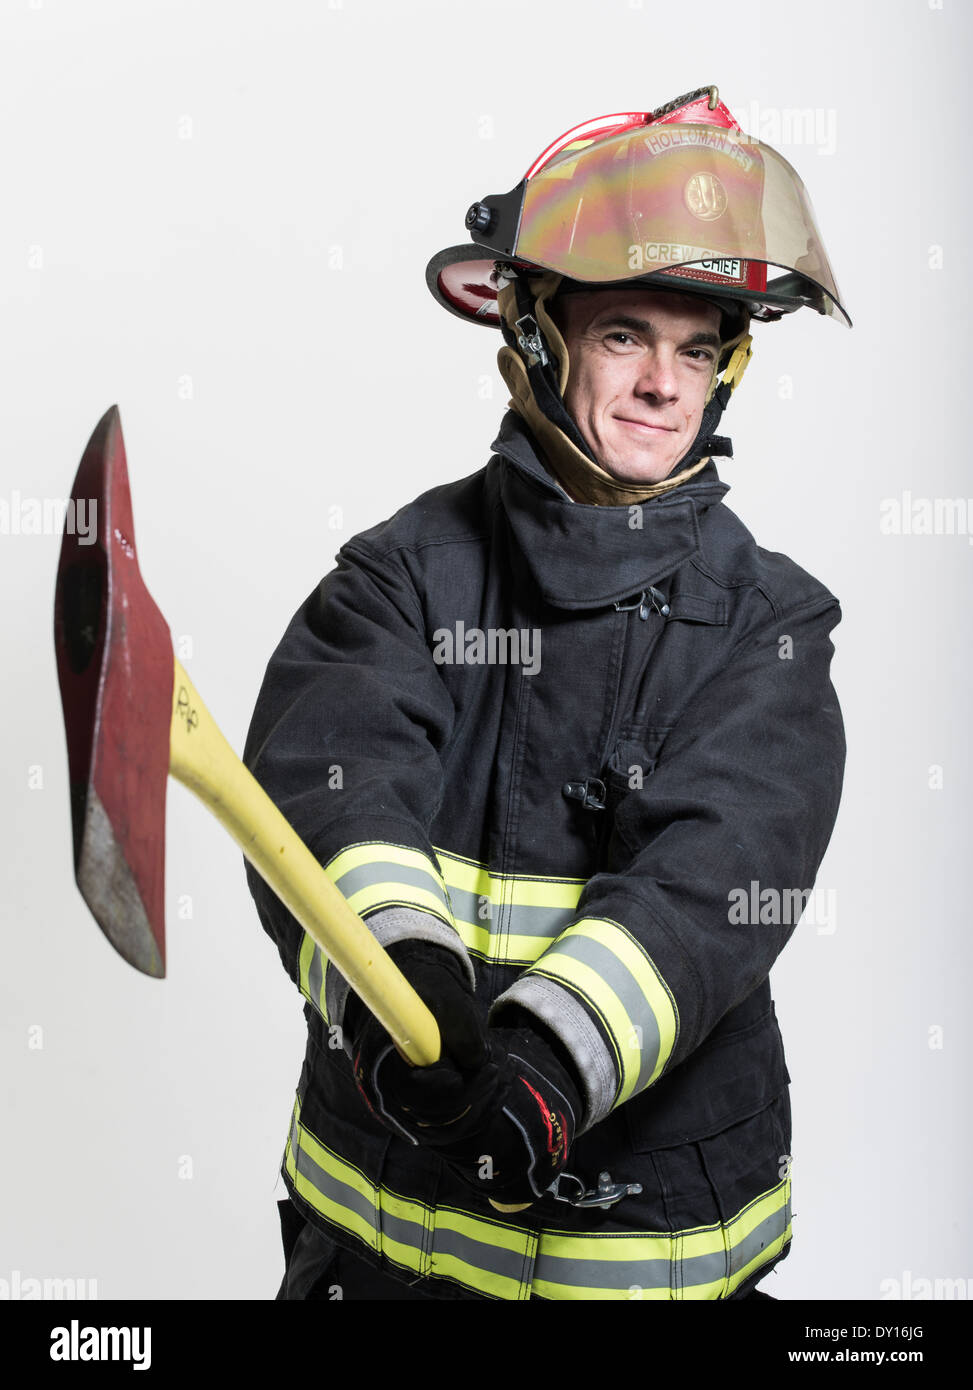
[287,1103,536,1297]
[364,906,475,986]
[285,1092,788,1300]
[289,1109,379,1239]
[430,1224,533,1287]
[380,1205,432,1269]
[433,846,586,966]
[729,1192,791,1277]
[333,860,452,914]
[490,972,618,1129]
[534,1245,728,1293]
[543,931,663,1093]
[532,1183,793,1298]
[307,944,326,1021]
[447,884,576,940]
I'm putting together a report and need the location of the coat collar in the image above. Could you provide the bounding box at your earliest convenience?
[490,409,731,610]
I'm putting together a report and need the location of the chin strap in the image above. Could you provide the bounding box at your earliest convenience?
[720,333,753,394]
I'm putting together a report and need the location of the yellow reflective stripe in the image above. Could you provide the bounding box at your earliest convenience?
[724,1180,792,1293]
[323,841,455,925]
[532,953,629,1072]
[433,845,584,965]
[686,1179,792,1301]
[286,1094,535,1298]
[531,1277,672,1302]
[427,1249,524,1302]
[454,919,573,967]
[434,847,583,907]
[284,1092,788,1300]
[728,1226,789,1299]
[284,1100,379,1253]
[376,1191,428,1279]
[381,1235,425,1279]
[533,1178,791,1301]
[428,1209,535,1301]
[345,880,453,921]
[730,1179,789,1248]
[297,931,329,1023]
[440,1205,535,1256]
[529,918,678,1105]
[296,839,461,1023]
[326,842,445,878]
[432,849,496,898]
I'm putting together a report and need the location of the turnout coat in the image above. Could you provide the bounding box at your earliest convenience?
[243,408,845,1301]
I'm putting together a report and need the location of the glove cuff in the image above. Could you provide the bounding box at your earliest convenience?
[329,906,476,1054]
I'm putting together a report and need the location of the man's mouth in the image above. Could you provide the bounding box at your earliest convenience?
[614,417,676,434]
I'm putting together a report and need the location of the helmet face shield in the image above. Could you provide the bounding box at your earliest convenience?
[478,123,849,327]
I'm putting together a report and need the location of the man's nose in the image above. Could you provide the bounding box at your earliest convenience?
[635,350,679,400]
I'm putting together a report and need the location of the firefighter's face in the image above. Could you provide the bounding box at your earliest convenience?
[553,288,723,485]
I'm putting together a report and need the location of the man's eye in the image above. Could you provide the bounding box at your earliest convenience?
[686,348,715,362]
[606,332,635,346]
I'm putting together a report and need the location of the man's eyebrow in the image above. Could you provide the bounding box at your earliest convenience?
[589,313,722,350]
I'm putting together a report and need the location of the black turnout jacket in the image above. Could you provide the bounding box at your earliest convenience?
[243,408,845,1301]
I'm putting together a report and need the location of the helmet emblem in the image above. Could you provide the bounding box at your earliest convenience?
[684,172,727,222]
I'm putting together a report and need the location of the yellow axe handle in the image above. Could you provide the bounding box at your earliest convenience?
[168,657,531,1214]
[167,657,441,1068]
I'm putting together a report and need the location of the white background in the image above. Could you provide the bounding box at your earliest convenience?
[1,0,969,1301]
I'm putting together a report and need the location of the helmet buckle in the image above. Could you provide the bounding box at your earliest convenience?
[515,313,549,368]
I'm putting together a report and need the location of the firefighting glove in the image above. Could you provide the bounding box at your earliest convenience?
[403,1023,583,1208]
[344,941,488,1142]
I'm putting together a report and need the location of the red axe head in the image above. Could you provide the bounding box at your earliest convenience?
[54,406,174,977]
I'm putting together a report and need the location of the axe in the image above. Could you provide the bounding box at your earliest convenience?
[53,405,440,1067]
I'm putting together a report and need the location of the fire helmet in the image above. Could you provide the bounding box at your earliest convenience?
[425,86,851,503]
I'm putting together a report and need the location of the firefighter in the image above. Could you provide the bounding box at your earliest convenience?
[243,85,850,1300]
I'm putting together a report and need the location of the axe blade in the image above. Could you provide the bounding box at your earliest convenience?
[54,405,173,977]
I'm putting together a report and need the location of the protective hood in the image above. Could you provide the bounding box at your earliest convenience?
[495,267,752,505]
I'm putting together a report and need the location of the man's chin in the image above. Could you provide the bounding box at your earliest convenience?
[594,427,690,483]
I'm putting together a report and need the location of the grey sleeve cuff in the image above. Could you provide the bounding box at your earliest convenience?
[324,906,476,1043]
[489,973,619,1133]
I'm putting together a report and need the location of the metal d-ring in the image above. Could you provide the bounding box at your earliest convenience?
[548,1169,643,1210]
